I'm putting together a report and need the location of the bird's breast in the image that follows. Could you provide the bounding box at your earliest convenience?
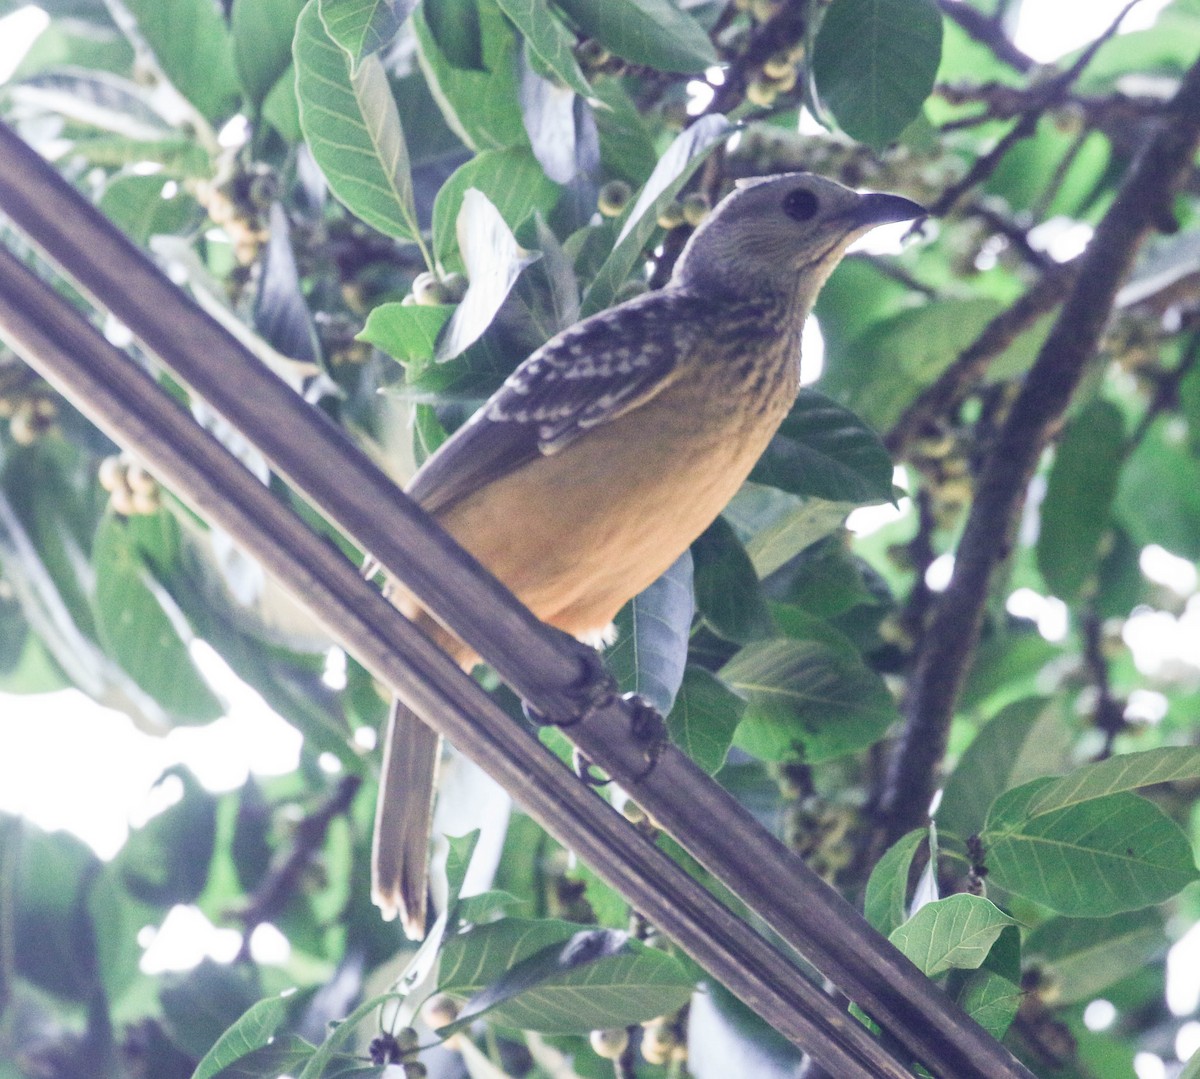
[438,323,802,639]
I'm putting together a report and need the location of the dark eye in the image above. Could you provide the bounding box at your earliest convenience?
[782,188,819,221]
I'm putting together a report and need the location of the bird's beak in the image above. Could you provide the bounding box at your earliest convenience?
[852,192,927,228]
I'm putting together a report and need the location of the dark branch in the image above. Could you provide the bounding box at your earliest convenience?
[936,0,1034,74]
[1127,329,1200,448]
[878,55,1200,842]
[928,2,1144,218]
[885,259,1079,457]
[1082,609,1125,759]
[236,774,362,944]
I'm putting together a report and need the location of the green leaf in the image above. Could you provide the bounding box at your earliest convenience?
[91,516,223,722]
[359,303,454,367]
[1037,399,1126,602]
[319,0,412,69]
[723,638,899,763]
[581,112,733,316]
[983,778,1199,916]
[495,0,592,98]
[116,0,240,120]
[192,993,293,1079]
[1115,418,1200,561]
[116,767,217,907]
[3,445,98,642]
[436,188,542,361]
[691,516,774,644]
[295,0,424,244]
[952,968,1021,1042]
[606,551,693,715]
[554,0,717,74]
[160,960,260,1059]
[820,298,1006,430]
[11,16,134,82]
[864,828,927,936]
[986,119,1111,218]
[99,174,198,244]
[1182,356,1200,457]
[665,666,745,775]
[444,830,480,910]
[738,491,860,579]
[750,389,895,505]
[431,147,561,271]
[232,0,306,110]
[889,895,1017,977]
[1022,746,1200,815]
[812,0,943,148]
[73,134,211,178]
[413,0,526,150]
[438,921,694,1034]
[590,75,659,184]
[1025,909,1163,1005]
[423,0,484,70]
[769,604,861,658]
[937,697,1069,842]
[88,866,140,1003]
[958,631,1062,716]
[209,1036,316,1078]
[9,822,101,1002]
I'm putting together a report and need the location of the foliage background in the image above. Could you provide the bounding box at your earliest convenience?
[1,0,1199,1076]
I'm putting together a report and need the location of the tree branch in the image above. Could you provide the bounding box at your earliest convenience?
[937,0,1034,74]
[885,259,1079,457]
[878,54,1200,842]
[235,774,362,947]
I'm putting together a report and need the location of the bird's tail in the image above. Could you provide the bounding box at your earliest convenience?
[371,615,474,939]
[371,694,442,937]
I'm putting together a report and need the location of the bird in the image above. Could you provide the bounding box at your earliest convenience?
[372,171,925,936]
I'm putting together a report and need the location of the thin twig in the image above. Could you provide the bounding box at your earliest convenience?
[925,112,1041,219]
[1082,608,1125,760]
[965,198,1055,271]
[936,0,1034,74]
[878,54,1200,843]
[235,774,362,948]
[1127,329,1200,448]
[927,2,1144,220]
[885,259,1080,457]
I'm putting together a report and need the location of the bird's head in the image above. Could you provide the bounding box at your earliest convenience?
[671,172,925,307]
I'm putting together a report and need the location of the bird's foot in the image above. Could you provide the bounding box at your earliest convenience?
[622,693,668,780]
[572,748,610,787]
[521,642,617,729]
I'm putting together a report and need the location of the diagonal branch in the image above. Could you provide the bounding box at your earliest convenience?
[927,2,1144,220]
[937,0,1034,74]
[885,258,1079,457]
[0,121,1034,1079]
[235,774,362,946]
[878,54,1200,842]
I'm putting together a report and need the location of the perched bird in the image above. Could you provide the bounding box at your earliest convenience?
[373,172,924,935]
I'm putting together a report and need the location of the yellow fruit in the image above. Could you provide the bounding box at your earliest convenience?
[598,179,633,217]
[681,192,711,227]
[590,1028,629,1059]
[656,200,686,230]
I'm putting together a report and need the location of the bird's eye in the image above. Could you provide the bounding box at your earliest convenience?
[782,188,819,222]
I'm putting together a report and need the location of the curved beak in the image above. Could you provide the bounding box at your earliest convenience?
[853,192,927,227]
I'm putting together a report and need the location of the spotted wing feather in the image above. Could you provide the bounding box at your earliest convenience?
[407,290,702,517]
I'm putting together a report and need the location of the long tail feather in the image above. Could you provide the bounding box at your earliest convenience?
[371,695,441,938]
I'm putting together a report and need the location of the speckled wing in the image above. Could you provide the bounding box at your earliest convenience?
[407,290,703,518]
